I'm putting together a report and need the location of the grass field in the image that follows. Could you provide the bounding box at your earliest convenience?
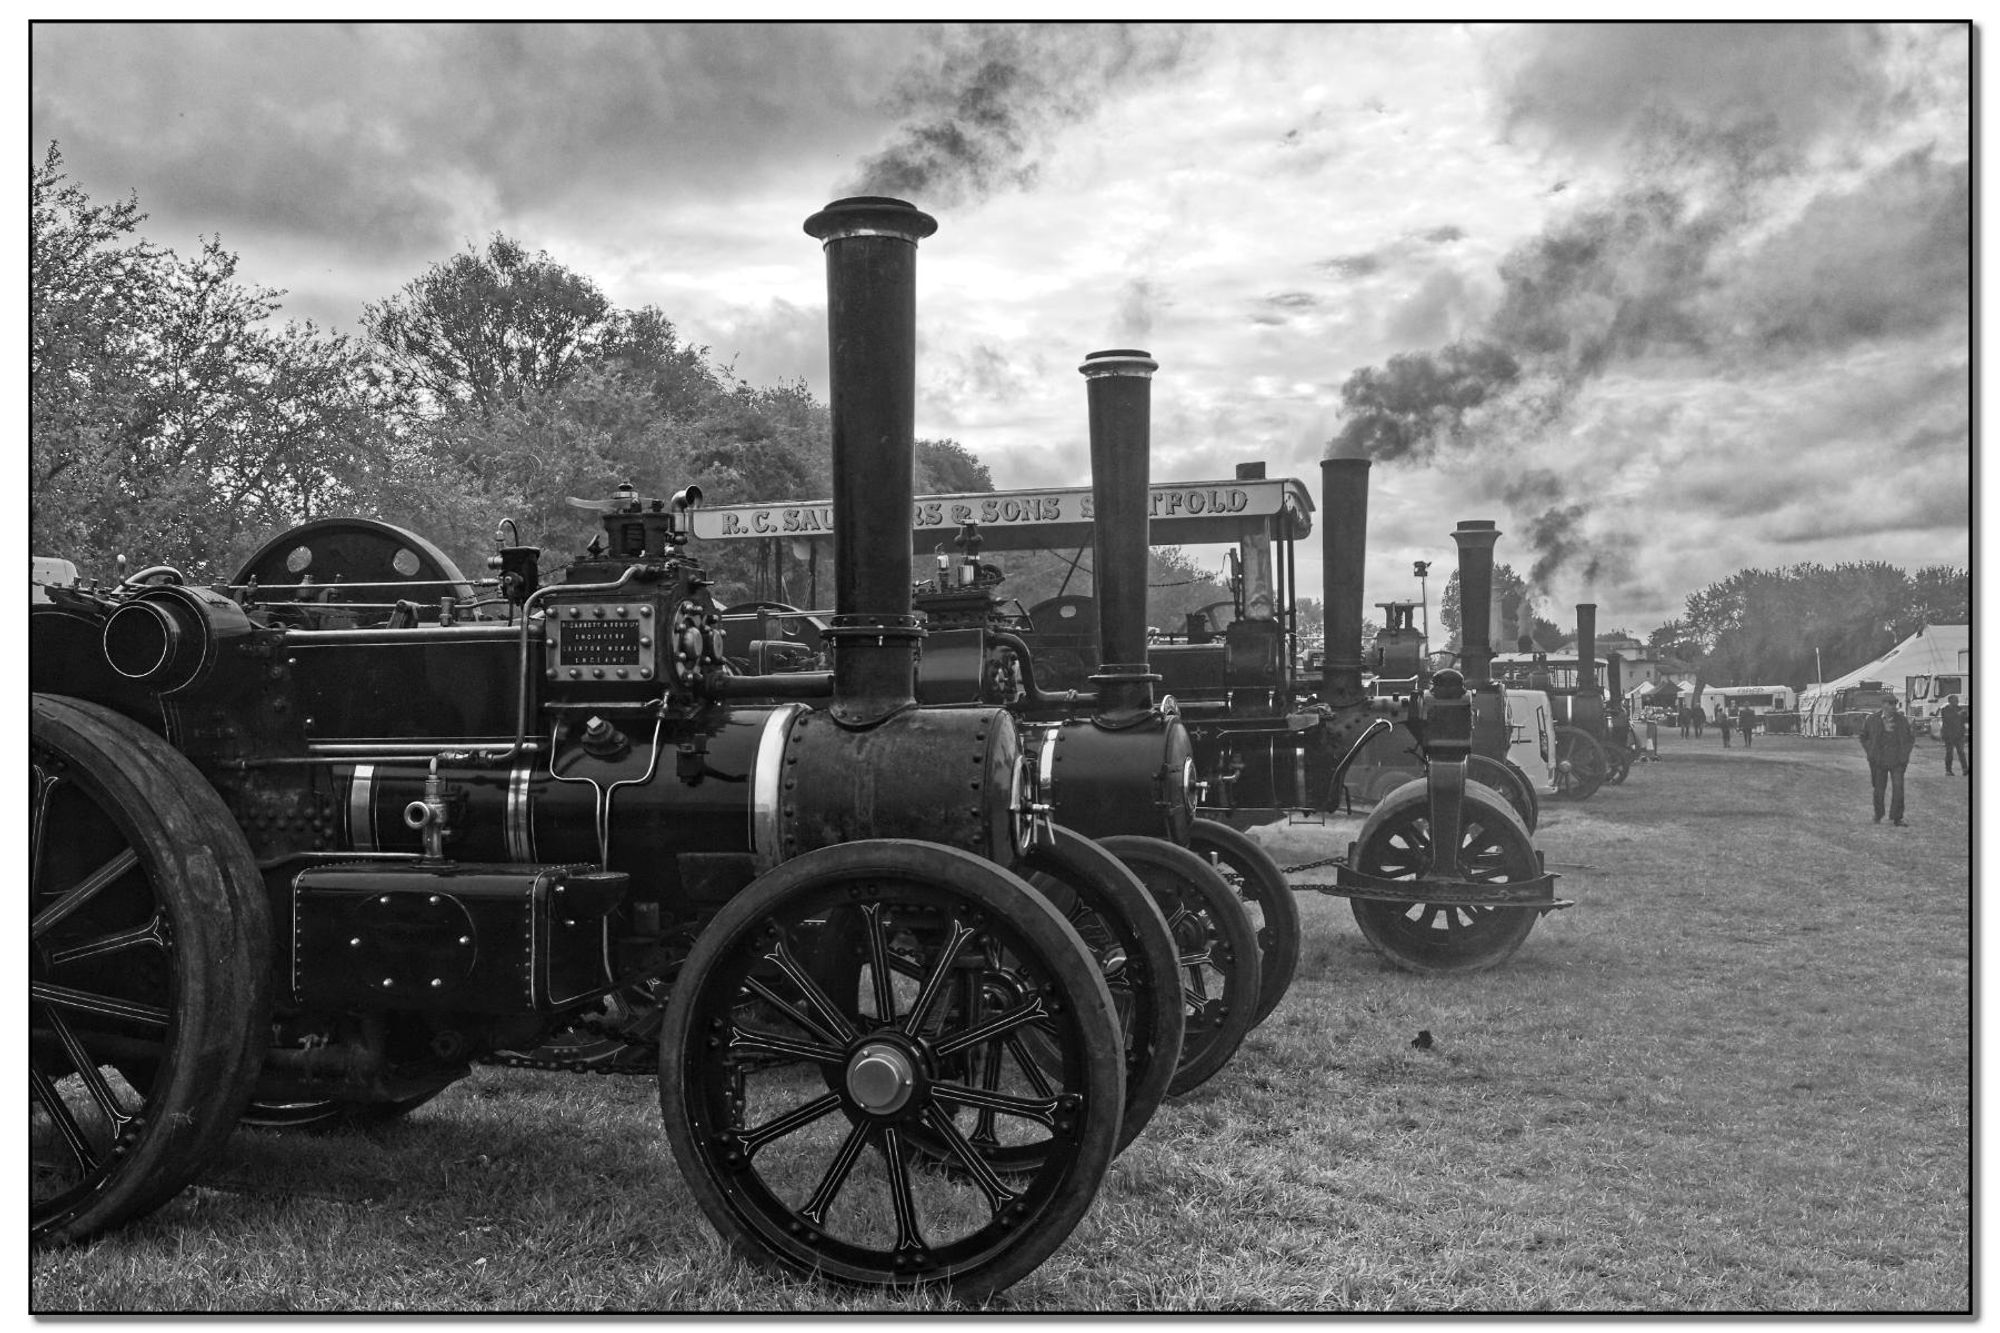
[31,731,1972,1313]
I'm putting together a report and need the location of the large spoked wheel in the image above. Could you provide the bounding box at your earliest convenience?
[1095,835,1260,1097]
[31,694,273,1244]
[1468,754,1540,832]
[1187,819,1300,1027]
[660,840,1122,1301]
[1553,726,1608,801]
[1347,782,1542,976]
[1019,826,1183,1156]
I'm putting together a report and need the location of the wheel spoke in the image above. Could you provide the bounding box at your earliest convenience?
[797,1117,872,1228]
[31,981,171,1030]
[744,973,847,1050]
[736,1090,843,1157]
[877,1127,927,1259]
[862,904,897,1024]
[38,1006,140,1137]
[1003,1032,1060,1100]
[921,1103,1026,1211]
[901,918,976,1036]
[28,765,59,898]
[726,1024,843,1066]
[932,1080,1061,1130]
[29,1064,101,1174]
[32,849,141,943]
[756,937,859,1046]
[44,913,169,968]
[932,994,1052,1059]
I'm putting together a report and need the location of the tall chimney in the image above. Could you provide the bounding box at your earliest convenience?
[1318,454,1370,709]
[802,197,937,726]
[1452,521,1500,685]
[1080,348,1161,719]
[1575,602,1599,696]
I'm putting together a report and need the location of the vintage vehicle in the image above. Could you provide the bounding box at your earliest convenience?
[703,348,1277,1093]
[698,453,1566,976]
[1490,604,1640,797]
[29,197,1170,1298]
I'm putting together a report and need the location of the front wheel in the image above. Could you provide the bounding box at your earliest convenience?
[660,840,1122,1301]
[1186,819,1300,1027]
[1096,835,1261,1096]
[31,694,273,1243]
[1553,727,1608,801]
[1347,783,1543,975]
[1467,754,1539,832]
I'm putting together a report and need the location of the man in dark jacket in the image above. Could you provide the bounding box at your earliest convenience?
[1737,706,1755,747]
[1940,696,1968,776]
[1860,696,1917,825]
[1717,706,1732,747]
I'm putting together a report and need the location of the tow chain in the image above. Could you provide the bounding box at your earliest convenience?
[1279,851,1349,895]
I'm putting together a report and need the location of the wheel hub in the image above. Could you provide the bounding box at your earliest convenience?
[846,1041,917,1113]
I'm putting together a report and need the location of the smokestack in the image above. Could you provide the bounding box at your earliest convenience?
[803,196,938,726]
[1318,455,1370,708]
[1452,521,1500,685]
[1575,602,1599,696]
[1080,348,1161,719]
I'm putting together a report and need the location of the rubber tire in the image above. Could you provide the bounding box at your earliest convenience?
[658,840,1122,1302]
[31,694,273,1244]
[1096,835,1261,1097]
[1187,819,1300,1027]
[1347,781,1541,976]
[1020,826,1184,1155]
[1468,753,1540,833]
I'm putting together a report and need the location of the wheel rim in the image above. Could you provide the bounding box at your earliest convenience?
[1553,727,1608,800]
[669,873,1110,1287]
[30,738,182,1231]
[1350,791,1540,972]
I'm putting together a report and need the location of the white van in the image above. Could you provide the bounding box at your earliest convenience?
[1503,687,1558,795]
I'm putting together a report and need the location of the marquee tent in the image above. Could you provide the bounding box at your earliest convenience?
[1798,623,1970,739]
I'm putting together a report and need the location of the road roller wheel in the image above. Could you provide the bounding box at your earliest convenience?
[1347,782,1542,976]
[1187,819,1300,1027]
[30,695,273,1244]
[660,840,1122,1300]
[1468,753,1540,832]
[1095,835,1260,1096]
[1553,726,1608,801]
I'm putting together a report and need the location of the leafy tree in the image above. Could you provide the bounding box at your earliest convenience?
[915,438,994,494]
[31,145,388,580]
[363,234,614,419]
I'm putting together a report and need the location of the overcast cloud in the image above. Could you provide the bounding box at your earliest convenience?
[29,21,1970,634]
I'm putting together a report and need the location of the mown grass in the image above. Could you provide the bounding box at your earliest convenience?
[31,732,1971,1312]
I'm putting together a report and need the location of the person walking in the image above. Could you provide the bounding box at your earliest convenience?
[1859,695,1917,826]
[1679,706,1692,739]
[1940,695,1969,776]
[1737,705,1755,748]
[1717,706,1732,748]
[1692,706,1705,739]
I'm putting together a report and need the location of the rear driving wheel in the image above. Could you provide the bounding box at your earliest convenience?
[1187,819,1299,1027]
[30,694,272,1244]
[660,840,1122,1301]
[1553,726,1607,801]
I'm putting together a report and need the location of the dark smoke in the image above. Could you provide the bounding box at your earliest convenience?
[840,23,1197,208]
[1327,23,1961,594]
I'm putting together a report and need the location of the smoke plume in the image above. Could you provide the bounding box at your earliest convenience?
[1326,22,1964,599]
[840,23,1198,208]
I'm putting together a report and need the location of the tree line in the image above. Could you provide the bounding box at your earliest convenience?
[30,146,1230,626]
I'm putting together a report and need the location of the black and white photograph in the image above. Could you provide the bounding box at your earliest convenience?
[28,20,1971,1313]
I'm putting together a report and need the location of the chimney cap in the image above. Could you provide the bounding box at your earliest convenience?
[1079,348,1158,377]
[1235,462,1266,480]
[804,197,938,245]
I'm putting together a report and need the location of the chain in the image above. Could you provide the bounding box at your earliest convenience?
[1279,853,1349,875]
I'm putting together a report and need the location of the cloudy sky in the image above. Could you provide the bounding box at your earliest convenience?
[30,22,1971,634]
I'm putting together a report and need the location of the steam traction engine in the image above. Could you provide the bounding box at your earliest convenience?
[30,198,1139,1298]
